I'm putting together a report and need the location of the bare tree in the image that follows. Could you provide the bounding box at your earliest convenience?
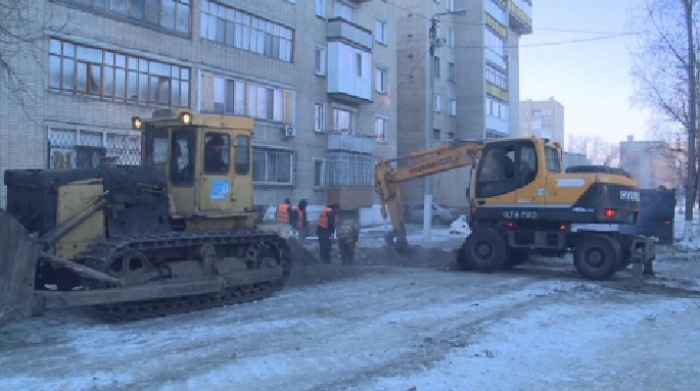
[0,1,57,118]
[566,134,620,166]
[629,0,698,241]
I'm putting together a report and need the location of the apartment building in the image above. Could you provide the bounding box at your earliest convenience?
[396,0,532,205]
[0,0,398,211]
[619,136,678,190]
[519,97,565,144]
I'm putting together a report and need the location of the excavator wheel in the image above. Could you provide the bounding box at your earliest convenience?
[0,208,40,328]
[461,228,508,272]
[573,235,620,281]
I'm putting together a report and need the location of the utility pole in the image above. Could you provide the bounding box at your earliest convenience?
[423,9,467,242]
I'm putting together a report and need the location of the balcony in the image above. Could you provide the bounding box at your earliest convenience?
[327,133,375,155]
[486,83,509,101]
[327,17,373,50]
[509,0,532,35]
[326,150,376,209]
[326,19,373,103]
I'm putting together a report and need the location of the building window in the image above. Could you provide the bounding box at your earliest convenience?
[448,132,456,139]
[433,56,440,77]
[486,0,508,23]
[48,127,141,169]
[486,97,509,121]
[253,149,293,185]
[375,20,387,45]
[375,68,387,93]
[334,0,355,21]
[447,28,455,47]
[433,129,440,141]
[485,28,506,58]
[333,107,355,134]
[199,72,293,123]
[316,0,326,17]
[448,62,455,82]
[314,103,325,133]
[57,0,191,34]
[375,116,387,142]
[355,53,363,77]
[486,64,507,89]
[327,153,374,186]
[447,0,455,11]
[201,0,294,63]
[315,46,326,75]
[49,38,190,107]
[450,99,457,116]
[433,94,441,112]
[314,159,325,187]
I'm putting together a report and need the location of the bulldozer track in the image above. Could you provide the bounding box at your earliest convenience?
[75,230,292,322]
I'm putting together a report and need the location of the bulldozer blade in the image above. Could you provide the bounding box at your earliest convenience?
[0,208,39,328]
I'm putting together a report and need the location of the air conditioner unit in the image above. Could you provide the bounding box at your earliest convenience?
[282,124,296,138]
[436,37,448,45]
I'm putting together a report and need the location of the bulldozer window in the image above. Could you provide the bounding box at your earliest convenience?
[235,135,250,175]
[143,126,168,167]
[476,144,518,198]
[204,133,231,175]
[170,129,195,186]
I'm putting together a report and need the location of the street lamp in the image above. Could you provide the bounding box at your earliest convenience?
[423,8,467,241]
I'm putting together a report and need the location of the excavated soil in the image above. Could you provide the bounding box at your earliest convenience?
[286,241,459,288]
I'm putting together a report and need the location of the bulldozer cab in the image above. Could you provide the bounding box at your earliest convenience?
[134,109,255,222]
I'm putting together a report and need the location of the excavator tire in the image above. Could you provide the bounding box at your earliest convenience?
[0,208,39,328]
[573,235,620,281]
[461,228,508,272]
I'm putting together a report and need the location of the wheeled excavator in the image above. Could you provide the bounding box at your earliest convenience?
[375,136,656,281]
[0,109,316,328]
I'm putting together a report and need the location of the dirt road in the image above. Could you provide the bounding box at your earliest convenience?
[1,252,699,391]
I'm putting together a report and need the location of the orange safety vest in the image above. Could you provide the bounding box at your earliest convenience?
[297,209,305,229]
[277,203,290,223]
[317,207,333,229]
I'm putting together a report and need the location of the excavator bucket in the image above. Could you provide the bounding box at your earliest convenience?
[0,208,39,328]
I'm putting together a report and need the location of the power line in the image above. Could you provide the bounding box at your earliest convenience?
[381,0,639,37]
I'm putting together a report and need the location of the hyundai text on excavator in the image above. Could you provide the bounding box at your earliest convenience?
[375,136,656,281]
[0,109,313,328]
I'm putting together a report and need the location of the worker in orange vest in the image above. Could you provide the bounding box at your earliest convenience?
[294,199,309,240]
[276,198,291,224]
[316,204,337,263]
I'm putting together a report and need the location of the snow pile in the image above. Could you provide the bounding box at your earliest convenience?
[449,215,471,235]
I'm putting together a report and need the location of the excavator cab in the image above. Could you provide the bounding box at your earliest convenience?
[133,109,256,230]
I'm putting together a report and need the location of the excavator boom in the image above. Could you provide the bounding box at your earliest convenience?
[375,140,485,251]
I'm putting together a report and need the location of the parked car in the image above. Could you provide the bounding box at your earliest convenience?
[404,203,460,225]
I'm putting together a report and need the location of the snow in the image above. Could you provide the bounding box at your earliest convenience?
[2,267,699,391]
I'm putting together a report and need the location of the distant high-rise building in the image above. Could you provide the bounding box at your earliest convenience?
[397,0,533,205]
[519,98,565,145]
[619,135,678,190]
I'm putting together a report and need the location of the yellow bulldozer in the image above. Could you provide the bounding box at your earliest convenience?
[0,109,314,327]
[375,137,656,280]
